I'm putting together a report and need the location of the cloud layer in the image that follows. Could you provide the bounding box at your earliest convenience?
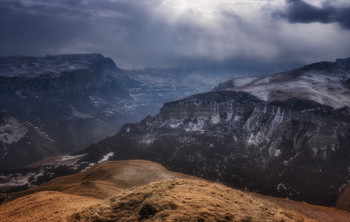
[0,0,349,69]
[276,0,350,29]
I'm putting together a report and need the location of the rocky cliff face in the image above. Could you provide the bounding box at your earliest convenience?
[71,58,350,206]
[0,54,139,169]
[75,91,350,206]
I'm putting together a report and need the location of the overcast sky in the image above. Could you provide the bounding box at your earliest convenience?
[0,0,349,69]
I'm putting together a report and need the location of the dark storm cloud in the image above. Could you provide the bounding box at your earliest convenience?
[0,0,349,69]
[0,0,187,68]
[0,1,89,52]
[275,0,350,30]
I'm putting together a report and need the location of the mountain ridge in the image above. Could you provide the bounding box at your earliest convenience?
[213,57,350,109]
[1,57,349,211]
[67,57,350,207]
[0,53,233,170]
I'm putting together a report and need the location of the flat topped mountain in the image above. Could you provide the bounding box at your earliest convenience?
[0,53,135,170]
[213,58,350,109]
[1,160,349,222]
[0,53,113,78]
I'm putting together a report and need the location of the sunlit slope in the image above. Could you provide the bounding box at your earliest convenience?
[0,191,100,222]
[4,160,192,200]
[71,178,318,222]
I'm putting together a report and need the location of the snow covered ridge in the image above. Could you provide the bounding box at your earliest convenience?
[213,57,350,109]
[0,53,106,78]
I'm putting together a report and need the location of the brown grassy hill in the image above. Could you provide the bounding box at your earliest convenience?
[71,178,317,222]
[3,160,193,201]
[0,191,100,222]
[1,160,350,222]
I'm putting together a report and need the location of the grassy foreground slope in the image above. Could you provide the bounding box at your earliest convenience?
[1,160,349,222]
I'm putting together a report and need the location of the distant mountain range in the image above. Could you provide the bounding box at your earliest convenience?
[1,56,349,211]
[0,54,237,169]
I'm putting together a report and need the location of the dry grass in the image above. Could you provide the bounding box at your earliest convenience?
[1,160,350,222]
[70,179,316,222]
[5,160,193,201]
[0,191,100,222]
[259,194,350,222]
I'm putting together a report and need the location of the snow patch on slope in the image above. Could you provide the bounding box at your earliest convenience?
[81,152,114,172]
[98,152,114,163]
[214,67,350,109]
[210,113,220,124]
[0,117,27,145]
[184,117,208,132]
[0,170,44,190]
[141,135,155,145]
[232,77,258,87]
